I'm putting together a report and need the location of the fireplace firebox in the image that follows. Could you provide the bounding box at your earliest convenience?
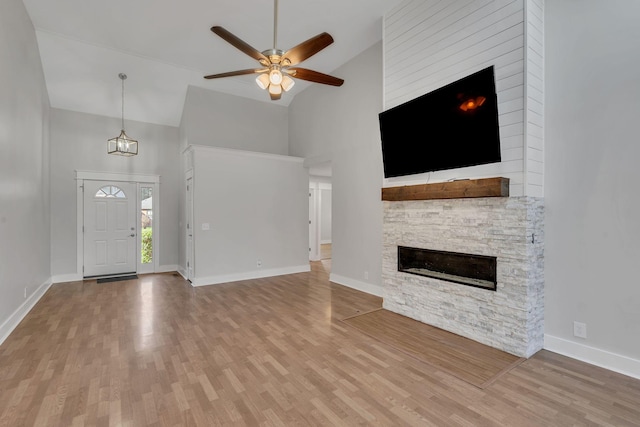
[398,246,497,291]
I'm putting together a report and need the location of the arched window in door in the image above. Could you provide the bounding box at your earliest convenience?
[95,185,127,198]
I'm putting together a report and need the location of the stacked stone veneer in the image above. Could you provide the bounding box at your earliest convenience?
[382,196,544,358]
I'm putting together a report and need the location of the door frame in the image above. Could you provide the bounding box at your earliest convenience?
[185,169,194,281]
[308,180,332,262]
[308,184,320,261]
[76,170,160,278]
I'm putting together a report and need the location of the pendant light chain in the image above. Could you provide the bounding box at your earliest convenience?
[120,73,126,131]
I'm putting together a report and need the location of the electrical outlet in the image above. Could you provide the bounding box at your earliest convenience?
[257,259,262,267]
[364,271,369,280]
[573,321,587,339]
[24,287,27,298]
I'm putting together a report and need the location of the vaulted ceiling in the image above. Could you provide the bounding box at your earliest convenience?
[22,0,402,127]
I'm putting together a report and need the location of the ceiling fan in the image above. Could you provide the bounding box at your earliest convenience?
[203,0,344,100]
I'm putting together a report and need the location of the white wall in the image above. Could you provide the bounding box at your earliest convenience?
[289,42,385,296]
[187,146,309,286]
[180,85,289,155]
[178,85,293,276]
[544,0,640,377]
[0,0,51,342]
[49,109,181,278]
[383,0,544,197]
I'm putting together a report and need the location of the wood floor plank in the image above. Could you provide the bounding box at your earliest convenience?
[341,308,523,389]
[0,265,639,426]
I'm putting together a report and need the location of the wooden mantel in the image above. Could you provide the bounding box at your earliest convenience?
[381,177,509,201]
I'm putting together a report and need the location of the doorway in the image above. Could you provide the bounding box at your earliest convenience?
[308,162,332,263]
[76,171,160,279]
[319,186,332,260]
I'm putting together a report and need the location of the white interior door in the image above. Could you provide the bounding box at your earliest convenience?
[186,175,194,281]
[83,181,137,277]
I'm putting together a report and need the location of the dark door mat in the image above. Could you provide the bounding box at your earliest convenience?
[96,275,138,284]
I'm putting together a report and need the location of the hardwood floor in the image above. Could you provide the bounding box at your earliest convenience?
[1,262,639,426]
[341,309,524,389]
[320,244,331,260]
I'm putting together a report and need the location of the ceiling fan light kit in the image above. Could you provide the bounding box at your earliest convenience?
[204,0,343,101]
[281,75,295,91]
[268,83,282,96]
[107,73,138,156]
[269,68,283,85]
[256,73,270,90]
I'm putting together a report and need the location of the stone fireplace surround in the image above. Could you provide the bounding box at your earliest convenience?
[382,178,544,358]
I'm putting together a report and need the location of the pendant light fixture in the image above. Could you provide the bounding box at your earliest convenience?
[108,73,138,156]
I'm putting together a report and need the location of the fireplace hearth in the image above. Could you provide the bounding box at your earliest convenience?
[398,246,497,291]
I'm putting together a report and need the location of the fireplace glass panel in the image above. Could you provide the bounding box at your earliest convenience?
[398,246,497,291]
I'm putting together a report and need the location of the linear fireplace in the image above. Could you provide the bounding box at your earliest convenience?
[382,178,544,358]
[398,246,497,291]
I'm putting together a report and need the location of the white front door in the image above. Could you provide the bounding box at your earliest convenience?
[83,181,137,277]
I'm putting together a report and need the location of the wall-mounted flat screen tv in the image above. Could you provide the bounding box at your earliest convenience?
[379,66,501,178]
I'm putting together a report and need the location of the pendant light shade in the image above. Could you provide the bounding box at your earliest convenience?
[108,73,138,156]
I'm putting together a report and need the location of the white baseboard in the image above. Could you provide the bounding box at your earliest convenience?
[329,273,383,297]
[156,264,179,273]
[177,267,188,280]
[0,278,52,346]
[544,334,640,380]
[191,264,311,287]
[51,273,83,283]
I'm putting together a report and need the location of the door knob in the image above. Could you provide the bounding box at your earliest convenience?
[130,233,136,237]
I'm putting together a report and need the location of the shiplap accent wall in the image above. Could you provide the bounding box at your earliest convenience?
[524,0,544,196]
[383,0,544,197]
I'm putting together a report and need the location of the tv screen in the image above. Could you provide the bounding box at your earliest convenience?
[379,66,501,178]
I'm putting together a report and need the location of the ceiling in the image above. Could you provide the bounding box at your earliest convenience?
[22,0,402,127]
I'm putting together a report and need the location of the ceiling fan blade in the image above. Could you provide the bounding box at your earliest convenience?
[269,91,282,101]
[288,68,344,86]
[211,26,269,63]
[204,68,267,79]
[283,32,334,66]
